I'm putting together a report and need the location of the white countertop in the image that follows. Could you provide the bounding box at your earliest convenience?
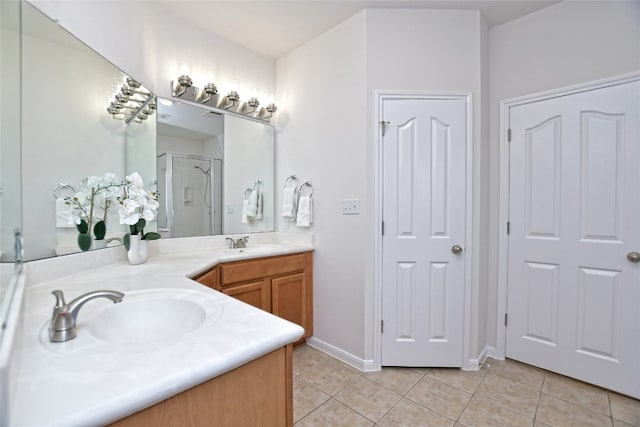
[10,237,312,427]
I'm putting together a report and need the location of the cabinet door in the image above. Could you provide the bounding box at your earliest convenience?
[223,279,271,312]
[272,273,308,342]
[194,266,220,290]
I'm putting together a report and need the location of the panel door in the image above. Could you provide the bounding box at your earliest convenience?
[507,80,640,398]
[381,97,468,367]
[272,273,308,345]
[223,279,272,312]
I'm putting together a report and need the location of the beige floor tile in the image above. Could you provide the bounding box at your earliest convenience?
[458,395,533,427]
[295,399,374,427]
[534,421,553,427]
[614,419,637,427]
[293,344,331,376]
[364,367,424,395]
[427,367,487,393]
[536,395,612,427]
[293,377,331,423]
[476,372,541,417]
[610,393,640,426]
[410,367,432,375]
[487,358,546,390]
[334,376,402,422]
[406,376,472,420]
[377,398,455,427]
[299,359,361,396]
[542,372,610,415]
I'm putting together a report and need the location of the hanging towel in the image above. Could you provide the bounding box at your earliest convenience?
[296,196,313,227]
[241,199,251,224]
[246,190,259,218]
[282,187,297,218]
[255,190,263,220]
[55,198,74,228]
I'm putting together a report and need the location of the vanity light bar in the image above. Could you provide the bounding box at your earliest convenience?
[171,75,277,122]
[107,78,155,125]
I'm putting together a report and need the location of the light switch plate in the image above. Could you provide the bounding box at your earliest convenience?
[225,203,234,214]
[342,199,360,215]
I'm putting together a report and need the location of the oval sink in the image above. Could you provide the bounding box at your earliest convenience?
[87,290,207,344]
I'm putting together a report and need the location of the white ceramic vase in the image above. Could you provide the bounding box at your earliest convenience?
[127,234,148,265]
[93,239,107,250]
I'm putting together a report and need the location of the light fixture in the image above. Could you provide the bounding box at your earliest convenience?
[106,77,155,124]
[241,97,260,116]
[172,74,198,99]
[196,82,219,106]
[168,75,277,121]
[259,103,277,121]
[218,90,240,110]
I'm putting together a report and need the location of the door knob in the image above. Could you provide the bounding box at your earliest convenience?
[451,245,463,255]
[628,252,640,263]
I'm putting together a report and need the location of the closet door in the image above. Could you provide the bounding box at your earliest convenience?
[507,80,640,398]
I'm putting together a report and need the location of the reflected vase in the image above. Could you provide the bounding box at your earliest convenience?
[127,234,148,265]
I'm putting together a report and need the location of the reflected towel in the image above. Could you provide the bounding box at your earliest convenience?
[296,196,313,227]
[55,198,74,228]
[255,190,263,220]
[282,187,297,218]
[246,190,259,218]
[241,199,251,224]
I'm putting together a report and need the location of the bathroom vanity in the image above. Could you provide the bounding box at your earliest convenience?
[194,251,313,346]
[9,235,313,427]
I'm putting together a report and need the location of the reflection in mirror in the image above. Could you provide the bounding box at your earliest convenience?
[19,1,155,260]
[155,98,275,237]
[156,99,223,238]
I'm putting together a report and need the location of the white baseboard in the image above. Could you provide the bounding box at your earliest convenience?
[306,337,377,372]
[464,345,496,370]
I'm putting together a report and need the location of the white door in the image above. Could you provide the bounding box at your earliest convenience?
[507,80,640,398]
[381,97,468,367]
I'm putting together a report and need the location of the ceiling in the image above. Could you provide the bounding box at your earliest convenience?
[160,0,558,58]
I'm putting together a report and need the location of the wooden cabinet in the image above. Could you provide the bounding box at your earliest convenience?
[111,345,294,427]
[194,251,313,346]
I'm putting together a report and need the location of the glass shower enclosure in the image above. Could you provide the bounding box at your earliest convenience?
[157,152,222,238]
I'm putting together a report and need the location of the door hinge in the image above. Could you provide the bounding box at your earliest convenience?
[507,221,510,234]
[380,120,390,137]
[381,221,385,236]
[381,320,384,333]
[504,313,508,327]
[507,128,512,142]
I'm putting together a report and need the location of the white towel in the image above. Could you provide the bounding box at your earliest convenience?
[296,196,313,227]
[241,199,251,224]
[282,187,297,218]
[246,190,258,218]
[255,190,263,220]
[55,198,74,228]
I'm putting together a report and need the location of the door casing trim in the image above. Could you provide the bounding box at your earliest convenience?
[373,91,474,370]
[496,71,640,359]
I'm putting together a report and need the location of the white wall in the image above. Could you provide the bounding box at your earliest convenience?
[276,12,368,360]
[486,1,640,347]
[29,0,275,104]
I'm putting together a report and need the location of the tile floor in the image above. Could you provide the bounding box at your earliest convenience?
[292,345,640,427]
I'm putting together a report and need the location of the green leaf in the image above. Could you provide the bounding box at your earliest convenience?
[93,220,106,240]
[142,232,161,241]
[77,232,92,251]
[123,233,131,251]
[76,219,88,234]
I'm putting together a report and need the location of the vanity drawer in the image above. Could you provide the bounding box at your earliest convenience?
[221,253,307,286]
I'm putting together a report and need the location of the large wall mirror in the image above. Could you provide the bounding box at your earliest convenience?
[6,0,275,264]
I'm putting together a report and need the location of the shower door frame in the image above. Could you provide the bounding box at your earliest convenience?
[161,152,218,237]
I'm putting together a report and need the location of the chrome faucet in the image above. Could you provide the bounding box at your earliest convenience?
[225,236,249,249]
[49,289,124,342]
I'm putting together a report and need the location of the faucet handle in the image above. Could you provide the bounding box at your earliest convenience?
[51,290,66,309]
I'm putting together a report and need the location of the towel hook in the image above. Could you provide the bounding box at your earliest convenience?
[53,183,76,199]
[253,179,262,191]
[284,175,299,190]
[300,181,313,198]
[244,188,253,199]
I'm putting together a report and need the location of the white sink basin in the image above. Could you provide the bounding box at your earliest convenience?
[88,291,206,344]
